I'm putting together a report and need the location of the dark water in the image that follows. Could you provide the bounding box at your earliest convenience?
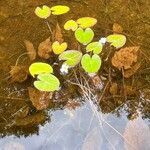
[0,0,150,149]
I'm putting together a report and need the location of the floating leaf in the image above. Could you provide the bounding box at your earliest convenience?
[38,37,52,59]
[81,54,101,73]
[86,42,103,54]
[24,40,36,61]
[34,5,51,19]
[34,73,60,92]
[59,50,82,67]
[29,62,53,77]
[64,20,78,31]
[50,5,70,15]
[77,17,97,28]
[75,28,94,45]
[106,34,126,49]
[52,41,67,54]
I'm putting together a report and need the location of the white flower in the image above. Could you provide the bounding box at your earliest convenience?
[60,63,69,75]
[99,37,107,44]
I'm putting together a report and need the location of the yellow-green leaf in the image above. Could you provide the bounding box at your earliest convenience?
[50,5,70,15]
[59,50,82,67]
[75,28,94,45]
[77,17,97,28]
[86,42,103,54]
[29,62,53,77]
[81,54,101,74]
[34,5,51,19]
[34,73,60,92]
[52,41,67,55]
[64,20,78,31]
[106,34,126,49]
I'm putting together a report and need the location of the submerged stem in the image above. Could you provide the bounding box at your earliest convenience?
[46,20,53,35]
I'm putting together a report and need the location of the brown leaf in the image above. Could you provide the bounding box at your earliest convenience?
[112,46,140,70]
[109,82,118,95]
[113,23,123,33]
[15,112,47,126]
[10,66,28,83]
[54,23,64,43]
[28,87,53,110]
[124,62,141,78]
[24,40,36,61]
[123,117,150,150]
[38,37,52,59]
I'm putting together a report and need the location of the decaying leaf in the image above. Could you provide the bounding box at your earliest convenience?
[124,62,141,78]
[24,40,36,61]
[15,112,47,126]
[38,37,52,59]
[28,87,53,110]
[123,117,150,150]
[10,66,28,83]
[54,23,64,43]
[113,23,123,33]
[109,82,118,95]
[112,46,140,70]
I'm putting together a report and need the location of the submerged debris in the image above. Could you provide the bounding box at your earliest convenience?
[112,46,139,70]
[9,65,28,83]
[15,112,47,126]
[24,40,36,61]
[38,37,52,59]
[28,87,53,110]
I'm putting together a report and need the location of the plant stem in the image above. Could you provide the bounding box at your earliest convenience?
[46,20,53,35]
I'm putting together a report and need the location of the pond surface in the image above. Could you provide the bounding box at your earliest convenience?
[0,0,150,150]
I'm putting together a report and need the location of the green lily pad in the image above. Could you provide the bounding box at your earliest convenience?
[64,20,78,31]
[106,34,126,49]
[86,42,103,54]
[34,73,60,92]
[81,54,101,73]
[29,62,53,77]
[34,5,51,19]
[75,28,94,45]
[59,50,82,67]
[50,5,70,15]
[77,17,97,28]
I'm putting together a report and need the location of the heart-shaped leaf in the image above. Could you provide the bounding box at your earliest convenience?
[106,34,126,49]
[64,20,78,31]
[86,42,103,54]
[52,41,67,54]
[75,28,94,45]
[59,50,82,67]
[81,54,101,73]
[34,5,51,19]
[34,73,60,92]
[77,17,97,28]
[50,5,70,15]
[29,62,53,77]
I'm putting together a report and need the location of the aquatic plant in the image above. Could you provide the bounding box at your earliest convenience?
[29,62,60,91]
[28,5,127,92]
